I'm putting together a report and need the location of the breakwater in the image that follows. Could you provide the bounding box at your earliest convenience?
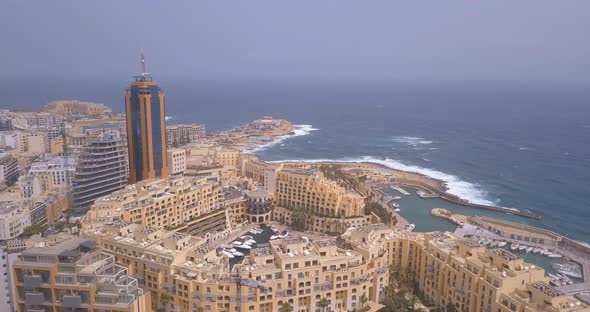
[397,181,542,220]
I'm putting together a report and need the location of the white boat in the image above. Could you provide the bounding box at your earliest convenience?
[404,224,416,232]
[558,269,582,279]
[548,253,562,258]
[533,248,541,254]
[489,241,498,248]
[235,244,252,250]
[270,235,280,240]
[497,241,507,248]
[232,241,242,246]
[394,208,401,212]
[229,249,244,257]
[525,247,533,253]
[221,250,235,258]
[249,229,262,234]
[519,245,527,251]
[240,235,253,240]
[510,243,519,251]
[246,239,256,244]
[390,202,400,208]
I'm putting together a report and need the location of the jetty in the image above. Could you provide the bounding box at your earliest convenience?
[391,186,410,195]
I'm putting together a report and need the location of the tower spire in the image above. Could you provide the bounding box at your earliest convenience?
[140,48,146,75]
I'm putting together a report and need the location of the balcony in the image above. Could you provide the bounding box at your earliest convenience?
[23,275,44,288]
[25,292,47,305]
[61,295,82,308]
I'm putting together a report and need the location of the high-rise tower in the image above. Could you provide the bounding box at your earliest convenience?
[72,134,129,215]
[125,50,168,184]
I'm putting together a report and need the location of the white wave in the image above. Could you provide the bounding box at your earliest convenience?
[243,124,318,154]
[393,136,433,146]
[270,155,495,206]
[518,147,529,151]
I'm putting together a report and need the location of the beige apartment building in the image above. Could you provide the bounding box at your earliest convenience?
[80,218,390,312]
[275,169,365,218]
[241,155,283,194]
[79,197,590,312]
[358,228,590,312]
[167,148,187,175]
[213,149,240,168]
[87,176,223,230]
[11,234,151,312]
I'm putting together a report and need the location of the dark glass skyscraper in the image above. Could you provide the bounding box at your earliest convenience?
[125,51,168,184]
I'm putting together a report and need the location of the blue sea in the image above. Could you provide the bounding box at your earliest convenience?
[2,78,589,243]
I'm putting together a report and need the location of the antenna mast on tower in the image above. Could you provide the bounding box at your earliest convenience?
[140,49,146,75]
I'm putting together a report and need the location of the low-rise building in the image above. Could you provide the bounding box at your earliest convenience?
[0,202,31,240]
[29,156,75,185]
[166,123,205,147]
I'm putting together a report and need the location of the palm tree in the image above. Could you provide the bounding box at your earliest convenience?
[282,302,293,312]
[318,297,330,312]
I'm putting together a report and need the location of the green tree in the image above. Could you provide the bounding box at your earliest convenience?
[23,224,48,236]
[292,208,311,231]
[318,297,330,312]
[159,293,172,311]
[360,293,368,309]
[446,303,457,312]
[282,302,293,312]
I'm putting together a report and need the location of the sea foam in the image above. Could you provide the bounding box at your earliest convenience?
[243,124,318,154]
[393,136,434,146]
[269,156,495,206]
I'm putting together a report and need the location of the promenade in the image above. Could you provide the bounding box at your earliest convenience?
[375,188,409,229]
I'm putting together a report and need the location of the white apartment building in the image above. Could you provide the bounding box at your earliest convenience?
[0,203,31,240]
[29,156,75,185]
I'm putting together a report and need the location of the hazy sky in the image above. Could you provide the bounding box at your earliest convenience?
[1,1,589,82]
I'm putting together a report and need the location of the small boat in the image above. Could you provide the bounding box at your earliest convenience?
[246,239,256,244]
[510,243,519,251]
[240,235,253,240]
[221,250,235,258]
[235,244,252,250]
[558,269,582,279]
[394,208,401,212]
[390,202,400,208]
[548,253,562,258]
[497,241,507,248]
[270,235,280,240]
[525,247,533,253]
[229,249,244,257]
[403,224,416,232]
[489,241,498,248]
[519,245,527,251]
[533,248,541,254]
[232,241,242,246]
